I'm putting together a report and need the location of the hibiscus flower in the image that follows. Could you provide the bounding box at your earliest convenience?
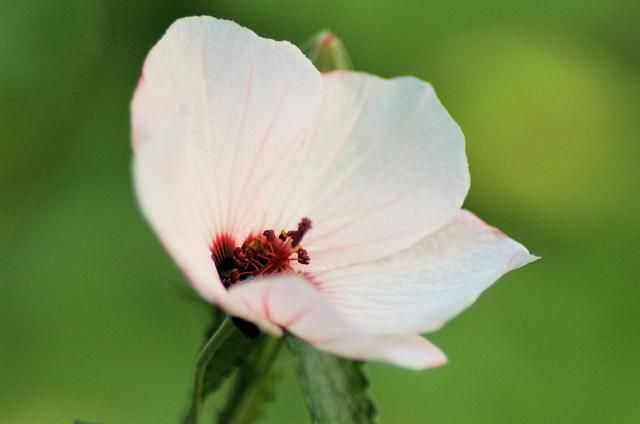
[131,16,536,370]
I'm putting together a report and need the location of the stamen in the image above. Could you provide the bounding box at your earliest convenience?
[296,248,310,265]
[263,229,277,241]
[291,217,313,247]
[210,218,313,289]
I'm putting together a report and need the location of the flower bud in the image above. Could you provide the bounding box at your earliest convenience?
[301,30,353,72]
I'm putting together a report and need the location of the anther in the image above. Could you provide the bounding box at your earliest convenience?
[291,217,313,247]
[296,248,310,265]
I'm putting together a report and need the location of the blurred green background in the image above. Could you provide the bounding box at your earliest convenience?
[1,1,639,422]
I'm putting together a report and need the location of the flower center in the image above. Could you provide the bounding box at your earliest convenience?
[211,218,313,289]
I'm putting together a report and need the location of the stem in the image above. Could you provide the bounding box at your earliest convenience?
[191,316,236,424]
[219,336,284,424]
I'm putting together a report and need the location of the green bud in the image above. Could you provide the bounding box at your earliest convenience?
[301,30,353,72]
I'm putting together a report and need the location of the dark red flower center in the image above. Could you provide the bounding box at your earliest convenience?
[211,218,313,289]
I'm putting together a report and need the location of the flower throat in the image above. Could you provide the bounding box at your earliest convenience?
[211,218,313,289]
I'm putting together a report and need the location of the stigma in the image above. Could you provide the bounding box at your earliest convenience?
[211,218,313,289]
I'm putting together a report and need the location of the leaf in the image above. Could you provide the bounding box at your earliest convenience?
[199,311,257,397]
[218,337,284,424]
[183,312,261,424]
[287,337,378,424]
[201,326,257,395]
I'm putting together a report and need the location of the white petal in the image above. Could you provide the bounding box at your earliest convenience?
[227,275,448,369]
[314,210,538,335]
[131,17,322,301]
[333,334,448,370]
[273,71,469,271]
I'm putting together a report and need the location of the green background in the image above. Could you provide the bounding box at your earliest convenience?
[2,1,639,422]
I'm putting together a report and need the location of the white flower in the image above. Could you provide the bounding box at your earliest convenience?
[131,16,537,369]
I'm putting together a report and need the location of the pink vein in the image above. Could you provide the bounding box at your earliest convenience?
[269,77,372,231]
[230,81,292,234]
[310,90,433,225]
[299,79,373,209]
[199,32,224,235]
[227,55,254,233]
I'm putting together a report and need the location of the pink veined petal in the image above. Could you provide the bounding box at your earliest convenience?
[269,71,470,271]
[313,210,538,335]
[131,17,323,301]
[227,275,448,369]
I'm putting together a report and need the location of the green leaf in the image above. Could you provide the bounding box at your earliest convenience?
[287,337,377,424]
[183,313,261,424]
[201,326,257,396]
[218,337,284,424]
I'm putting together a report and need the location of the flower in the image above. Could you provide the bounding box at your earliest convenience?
[131,16,537,369]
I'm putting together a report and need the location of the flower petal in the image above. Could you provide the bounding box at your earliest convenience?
[131,17,322,300]
[273,71,469,271]
[314,210,538,335]
[227,275,447,369]
[329,334,448,370]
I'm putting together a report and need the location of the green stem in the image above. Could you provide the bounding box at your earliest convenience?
[219,336,284,424]
[191,316,236,424]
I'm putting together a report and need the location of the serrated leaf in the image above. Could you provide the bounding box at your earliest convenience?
[218,337,284,424]
[287,337,377,424]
